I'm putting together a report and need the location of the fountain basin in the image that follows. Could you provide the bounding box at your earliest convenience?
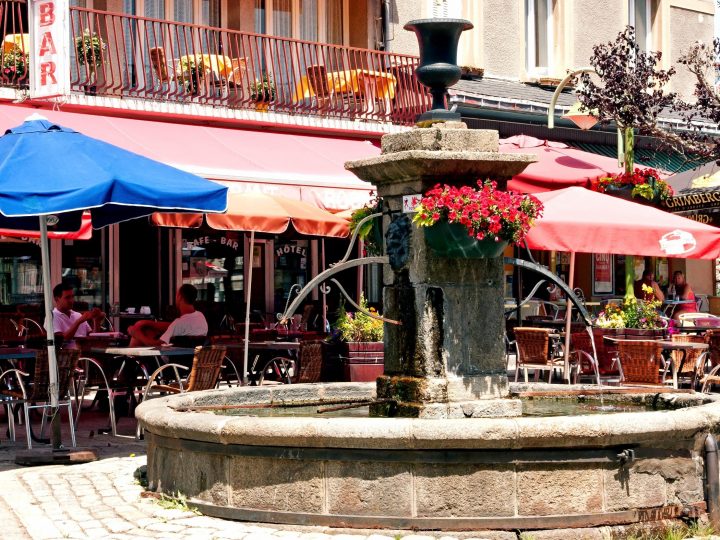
[136,383,720,533]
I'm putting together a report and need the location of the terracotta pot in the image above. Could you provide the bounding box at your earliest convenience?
[341,341,384,382]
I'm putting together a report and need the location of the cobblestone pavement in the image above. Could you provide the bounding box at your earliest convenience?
[0,411,504,540]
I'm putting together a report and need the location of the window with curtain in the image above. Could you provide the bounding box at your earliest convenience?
[273,0,292,37]
[629,0,651,52]
[526,0,552,75]
[174,0,193,23]
[325,0,343,45]
[255,0,267,33]
[300,0,318,42]
[201,0,221,27]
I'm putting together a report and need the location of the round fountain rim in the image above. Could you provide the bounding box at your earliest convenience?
[136,382,720,450]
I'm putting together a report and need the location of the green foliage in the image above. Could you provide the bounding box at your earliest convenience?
[334,296,383,342]
[155,491,200,514]
[250,74,276,102]
[596,287,664,329]
[619,520,714,539]
[349,197,382,256]
[1,46,26,80]
[75,29,105,63]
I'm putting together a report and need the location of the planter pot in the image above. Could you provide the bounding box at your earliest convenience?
[424,221,508,258]
[604,185,661,206]
[624,328,666,340]
[341,341,384,382]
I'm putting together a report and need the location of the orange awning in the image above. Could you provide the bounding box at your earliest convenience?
[0,211,92,240]
[153,193,349,238]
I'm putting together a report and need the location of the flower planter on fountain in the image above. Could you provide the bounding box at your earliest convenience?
[424,221,508,258]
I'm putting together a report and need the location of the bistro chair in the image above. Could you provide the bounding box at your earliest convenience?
[306,64,333,110]
[700,330,720,393]
[136,345,227,439]
[669,333,708,389]
[74,354,148,437]
[614,339,666,386]
[570,329,623,386]
[678,312,720,328]
[513,327,569,383]
[149,46,178,95]
[0,348,80,449]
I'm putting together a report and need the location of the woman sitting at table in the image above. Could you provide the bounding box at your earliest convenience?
[669,270,698,321]
[128,284,207,346]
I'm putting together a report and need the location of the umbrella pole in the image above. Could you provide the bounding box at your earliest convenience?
[321,239,327,333]
[242,231,255,385]
[563,252,576,384]
[40,217,61,447]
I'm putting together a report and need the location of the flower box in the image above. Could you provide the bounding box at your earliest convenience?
[341,341,384,382]
[424,221,508,258]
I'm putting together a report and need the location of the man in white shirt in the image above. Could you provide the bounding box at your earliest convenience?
[52,283,103,346]
[128,284,208,346]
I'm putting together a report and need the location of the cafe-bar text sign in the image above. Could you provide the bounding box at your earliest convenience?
[29,0,70,99]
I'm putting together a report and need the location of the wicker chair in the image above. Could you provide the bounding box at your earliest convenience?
[0,348,80,449]
[570,329,623,385]
[513,327,568,383]
[140,345,227,400]
[669,333,708,388]
[307,64,333,110]
[149,46,178,94]
[614,339,665,386]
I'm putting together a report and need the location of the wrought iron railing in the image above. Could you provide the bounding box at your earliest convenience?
[46,7,426,125]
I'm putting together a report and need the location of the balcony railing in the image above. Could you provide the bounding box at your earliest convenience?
[44,7,427,125]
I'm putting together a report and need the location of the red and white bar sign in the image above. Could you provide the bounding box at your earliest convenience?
[29,0,69,99]
[402,194,422,213]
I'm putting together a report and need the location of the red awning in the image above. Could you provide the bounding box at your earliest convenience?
[0,103,380,212]
[501,135,645,193]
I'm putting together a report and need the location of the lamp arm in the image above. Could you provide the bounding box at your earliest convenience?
[547,68,596,129]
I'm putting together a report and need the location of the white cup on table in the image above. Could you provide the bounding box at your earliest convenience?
[126,307,136,314]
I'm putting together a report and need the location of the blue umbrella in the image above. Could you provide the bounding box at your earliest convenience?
[0,113,228,415]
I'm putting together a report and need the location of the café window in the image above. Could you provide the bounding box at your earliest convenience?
[181,231,244,318]
[274,239,309,314]
[0,241,43,305]
[62,234,105,310]
[525,0,553,76]
[628,0,652,52]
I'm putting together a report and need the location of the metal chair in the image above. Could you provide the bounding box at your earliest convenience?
[0,348,80,449]
[570,329,623,385]
[678,312,720,327]
[513,327,568,383]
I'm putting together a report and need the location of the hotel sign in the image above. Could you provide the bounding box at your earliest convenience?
[29,0,70,99]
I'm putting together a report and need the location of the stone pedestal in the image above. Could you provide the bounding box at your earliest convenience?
[345,122,536,418]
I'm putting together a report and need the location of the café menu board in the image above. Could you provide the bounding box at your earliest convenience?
[593,253,613,295]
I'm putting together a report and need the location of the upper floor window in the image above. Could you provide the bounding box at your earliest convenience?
[428,0,462,18]
[629,0,652,52]
[255,0,346,45]
[526,0,553,76]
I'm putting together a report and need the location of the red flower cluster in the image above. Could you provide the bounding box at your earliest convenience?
[590,167,673,201]
[413,180,543,244]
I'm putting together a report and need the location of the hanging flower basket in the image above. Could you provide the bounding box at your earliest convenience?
[591,168,672,206]
[424,221,508,258]
[413,180,543,259]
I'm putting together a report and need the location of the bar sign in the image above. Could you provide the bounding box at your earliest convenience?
[402,194,422,213]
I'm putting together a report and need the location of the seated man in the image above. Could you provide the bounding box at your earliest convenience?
[128,284,208,346]
[52,282,105,348]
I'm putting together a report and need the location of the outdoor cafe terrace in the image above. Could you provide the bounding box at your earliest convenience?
[0,6,430,128]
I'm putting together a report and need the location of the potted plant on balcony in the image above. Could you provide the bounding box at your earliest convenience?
[335,296,384,382]
[591,167,673,206]
[250,74,276,111]
[75,29,106,94]
[179,55,207,96]
[1,46,27,87]
[413,180,543,258]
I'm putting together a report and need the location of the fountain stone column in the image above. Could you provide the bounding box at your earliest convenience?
[345,122,536,418]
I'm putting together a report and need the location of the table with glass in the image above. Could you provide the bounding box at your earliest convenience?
[662,299,697,317]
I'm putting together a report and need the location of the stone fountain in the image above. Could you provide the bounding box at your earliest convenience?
[136,19,720,537]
